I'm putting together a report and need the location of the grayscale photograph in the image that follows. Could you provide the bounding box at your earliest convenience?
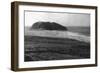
[24,11,90,62]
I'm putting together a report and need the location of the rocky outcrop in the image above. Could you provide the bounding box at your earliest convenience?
[31,21,67,31]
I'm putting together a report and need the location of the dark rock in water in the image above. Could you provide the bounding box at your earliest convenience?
[31,21,67,31]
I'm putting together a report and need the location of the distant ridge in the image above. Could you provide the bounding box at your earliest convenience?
[31,21,67,31]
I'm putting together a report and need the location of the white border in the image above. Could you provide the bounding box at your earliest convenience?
[18,5,96,68]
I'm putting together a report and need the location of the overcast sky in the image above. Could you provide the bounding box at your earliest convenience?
[25,11,90,27]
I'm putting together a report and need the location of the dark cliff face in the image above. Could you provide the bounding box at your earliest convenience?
[31,21,67,31]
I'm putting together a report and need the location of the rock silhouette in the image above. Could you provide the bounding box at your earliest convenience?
[31,21,67,31]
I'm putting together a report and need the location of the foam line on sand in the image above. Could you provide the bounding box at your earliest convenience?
[25,30,90,43]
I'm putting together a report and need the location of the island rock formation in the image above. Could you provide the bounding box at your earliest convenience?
[31,21,67,31]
